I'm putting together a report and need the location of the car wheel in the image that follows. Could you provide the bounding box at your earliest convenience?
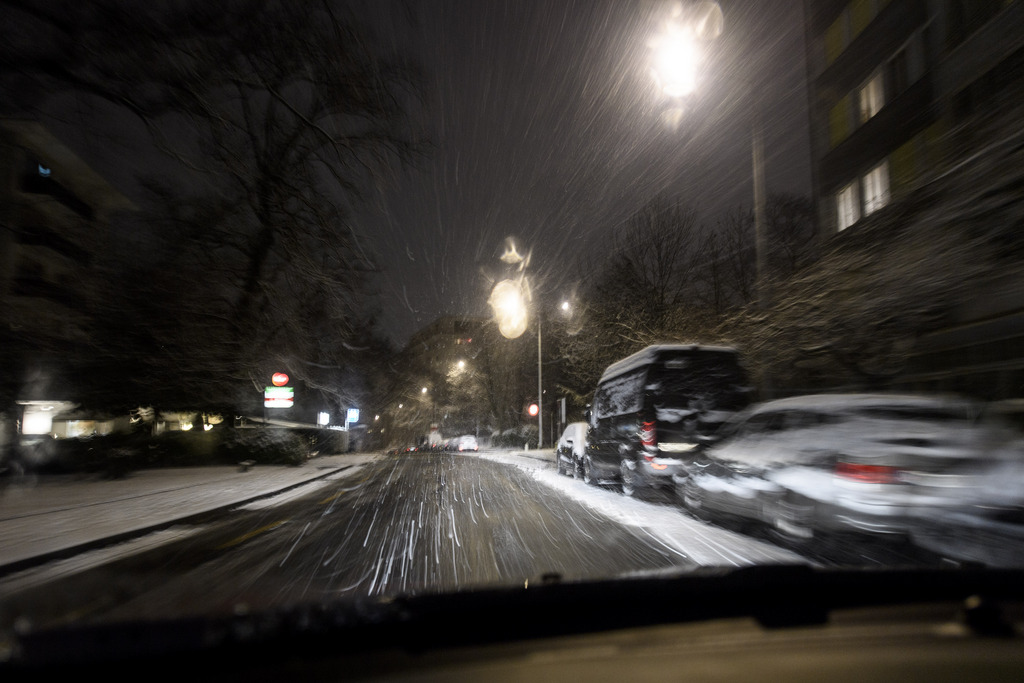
[556,452,566,476]
[583,455,598,486]
[620,459,636,497]
[681,478,711,521]
[770,493,815,542]
[572,454,582,480]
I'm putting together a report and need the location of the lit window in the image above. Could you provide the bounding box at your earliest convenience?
[836,182,860,231]
[862,160,890,216]
[858,71,884,123]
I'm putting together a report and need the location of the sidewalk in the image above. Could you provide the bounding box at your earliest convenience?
[506,447,556,464]
[0,454,370,577]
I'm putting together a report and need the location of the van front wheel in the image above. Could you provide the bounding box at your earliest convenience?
[583,455,598,486]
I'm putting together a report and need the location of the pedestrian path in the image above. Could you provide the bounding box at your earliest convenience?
[0,454,374,576]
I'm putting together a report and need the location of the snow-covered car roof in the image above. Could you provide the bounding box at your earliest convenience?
[599,344,739,383]
[742,393,981,417]
[559,422,587,438]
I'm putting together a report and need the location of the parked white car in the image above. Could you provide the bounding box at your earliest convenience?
[681,393,1013,541]
[556,422,588,477]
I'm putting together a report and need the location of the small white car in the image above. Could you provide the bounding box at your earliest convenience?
[556,422,588,477]
[457,435,479,452]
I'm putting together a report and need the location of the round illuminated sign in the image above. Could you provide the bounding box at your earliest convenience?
[272,372,289,386]
[527,403,539,417]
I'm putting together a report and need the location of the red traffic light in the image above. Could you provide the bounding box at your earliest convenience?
[527,403,539,417]
[272,372,289,386]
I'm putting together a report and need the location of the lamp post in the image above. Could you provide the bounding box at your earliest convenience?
[650,2,766,300]
[489,277,572,449]
[537,314,543,449]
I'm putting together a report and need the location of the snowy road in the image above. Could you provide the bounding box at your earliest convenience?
[2,452,802,630]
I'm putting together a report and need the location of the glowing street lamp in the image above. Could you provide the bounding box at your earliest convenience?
[648,2,722,99]
[647,2,766,300]
[488,278,528,340]
[651,25,700,98]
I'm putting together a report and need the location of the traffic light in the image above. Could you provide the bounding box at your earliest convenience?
[527,403,539,417]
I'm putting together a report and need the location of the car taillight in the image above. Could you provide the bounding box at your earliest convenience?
[640,421,657,459]
[835,461,901,484]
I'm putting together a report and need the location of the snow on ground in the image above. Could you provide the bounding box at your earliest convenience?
[478,449,806,566]
[0,526,209,594]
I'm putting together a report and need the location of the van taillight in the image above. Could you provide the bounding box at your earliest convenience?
[835,461,900,484]
[640,421,657,457]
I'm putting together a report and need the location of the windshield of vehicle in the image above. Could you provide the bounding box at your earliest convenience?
[647,352,751,413]
[2,0,1024,663]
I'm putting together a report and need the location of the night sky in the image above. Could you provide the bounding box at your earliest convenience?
[359,0,812,345]
[30,1,812,348]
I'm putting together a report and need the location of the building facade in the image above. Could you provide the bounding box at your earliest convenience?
[803,0,1024,398]
[0,120,135,434]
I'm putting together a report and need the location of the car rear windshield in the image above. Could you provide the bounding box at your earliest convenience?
[646,353,750,412]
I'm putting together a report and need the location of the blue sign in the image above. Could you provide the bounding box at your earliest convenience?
[346,408,359,424]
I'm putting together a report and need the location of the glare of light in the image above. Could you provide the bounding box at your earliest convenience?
[421,387,428,394]
[317,411,330,426]
[457,360,466,369]
[181,421,193,431]
[489,278,528,339]
[375,414,380,421]
[398,403,403,409]
[652,26,701,98]
[561,301,570,312]
[500,237,528,269]
[21,411,53,435]
[203,424,213,431]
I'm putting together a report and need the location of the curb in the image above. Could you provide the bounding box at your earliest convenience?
[0,465,351,579]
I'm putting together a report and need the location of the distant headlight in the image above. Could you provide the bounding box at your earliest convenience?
[659,443,697,453]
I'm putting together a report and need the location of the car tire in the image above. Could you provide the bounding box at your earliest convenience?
[681,478,711,522]
[556,452,566,476]
[572,454,582,480]
[583,455,598,486]
[620,458,637,497]
[769,492,816,542]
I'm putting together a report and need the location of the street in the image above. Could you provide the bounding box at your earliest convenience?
[1,451,802,633]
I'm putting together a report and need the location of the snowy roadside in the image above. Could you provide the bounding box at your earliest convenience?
[478,449,806,567]
[237,455,379,510]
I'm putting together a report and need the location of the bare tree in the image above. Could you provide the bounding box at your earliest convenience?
[1,0,423,410]
[559,197,715,395]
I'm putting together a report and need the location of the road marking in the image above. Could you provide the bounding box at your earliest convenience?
[319,491,346,504]
[217,520,287,549]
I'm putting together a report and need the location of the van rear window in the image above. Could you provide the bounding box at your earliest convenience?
[648,354,749,412]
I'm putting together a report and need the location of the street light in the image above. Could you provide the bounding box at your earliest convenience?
[650,22,700,98]
[649,2,766,298]
[489,277,544,448]
[490,278,574,449]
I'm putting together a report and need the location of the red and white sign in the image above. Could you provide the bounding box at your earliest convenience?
[271,372,289,386]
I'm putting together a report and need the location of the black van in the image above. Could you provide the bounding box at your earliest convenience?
[583,344,752,496]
